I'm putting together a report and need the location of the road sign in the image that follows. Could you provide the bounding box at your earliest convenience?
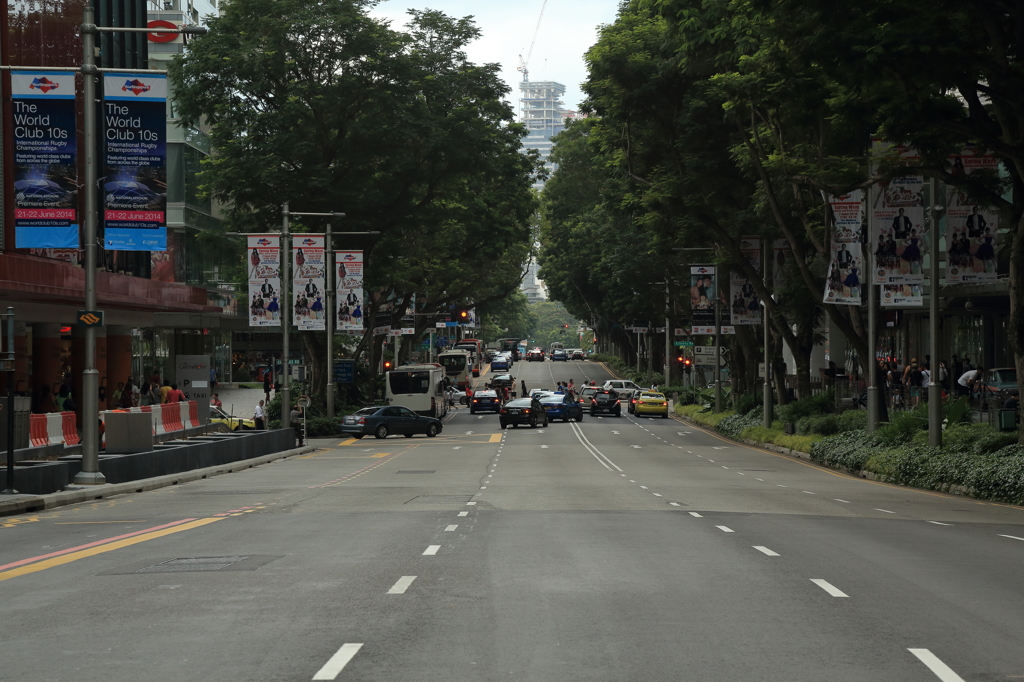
[674,341,694,347]
[76,310,104,327]
[333,360,355,384]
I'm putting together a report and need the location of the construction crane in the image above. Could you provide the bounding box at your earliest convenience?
[517,0,548,82]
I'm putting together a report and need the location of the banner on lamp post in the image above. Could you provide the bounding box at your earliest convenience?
[247,235,281,327]
[292,235,326,330]
[11,71,79,249]
[102,73,167,251]
[336,251,364,332]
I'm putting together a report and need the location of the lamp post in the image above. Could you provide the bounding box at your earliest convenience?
[2,308,16,494]
[927,178,944,446]
[763,241,773,428]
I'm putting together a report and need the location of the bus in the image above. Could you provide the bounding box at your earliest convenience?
[437,349,473,390]
[386,364,449,418]
[453,338,483,377]
[498,337,524,362]
[550,341,565,353]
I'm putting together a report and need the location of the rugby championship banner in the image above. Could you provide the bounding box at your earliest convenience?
[11,71,79,249]
[824,192,863,306]
[946,148,999,283]
[103,73,167,250]
[690,266,717,334]
[870,144,926,284]
[248,235,282,327]
[730,237,761,325]
[336,251,365,332]
[292,235,326,331]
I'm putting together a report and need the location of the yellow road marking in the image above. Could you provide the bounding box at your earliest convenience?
[55,521,147,525]
[0,517,222,583]
[337,439,359,446]
[489,434,502,443]
[1,516,39,529]
[372,452,390,458]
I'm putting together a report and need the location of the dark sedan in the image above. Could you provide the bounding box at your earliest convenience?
[470,389,502,414]
[340,405,442,439]
[540,394,584,422]
[499,397,549,429]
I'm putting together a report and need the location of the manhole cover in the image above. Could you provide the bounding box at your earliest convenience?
[405,495,474,504]
[396,470,436,474]
[101,555,283,575]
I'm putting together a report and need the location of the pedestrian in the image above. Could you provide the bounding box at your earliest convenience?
[254,399,266,430]
[56,385,72,412]
[957,366,984,401]
[139,382,153,406]
[210,367,218,389]
[111,382,125,408]
[263,371,272,403]
[936,361,949,390]
[167,383,186,403]
[35,384,58,414]
[160,381,172,404]
[290,404,304,446]
[211,393,223,409]
[521,379,528,397]
[120,379,136,408]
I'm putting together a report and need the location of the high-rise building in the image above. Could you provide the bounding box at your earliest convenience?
[519,80,566,189]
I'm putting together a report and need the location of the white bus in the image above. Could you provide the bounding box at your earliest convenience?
[437,349,473,390]
[386,364,449,418]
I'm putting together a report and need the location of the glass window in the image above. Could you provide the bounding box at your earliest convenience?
[389,371,430,395]
[383,407,401,417]
[398,407,417,418]
[440,355,467,373]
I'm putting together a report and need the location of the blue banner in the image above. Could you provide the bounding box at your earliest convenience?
[103,73,167,251]
[11,72,79,249]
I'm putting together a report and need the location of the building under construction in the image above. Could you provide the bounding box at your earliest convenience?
[519,80,567,188]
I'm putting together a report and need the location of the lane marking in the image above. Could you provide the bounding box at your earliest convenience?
[445,525,458,532]
[755,478,764,481]
[489,434,502,443]
[716,525,734,533]
[834,499,851,503]
[707,459,715,463]
[810,579,849,597]
[540,445,549,449]
[777,485,788,488]
[753,546,779,556]
[802,491,816,495]
[53,520,147,524]
[669,502,681,507]
[466,502,476,506]
[737,472,746,476]
[313,643,364,680]
[721,466,729,469]
[0,518,220,582]
[387,576,417,594]
[907,648,966,682]
[457,511,468,517]
[569,421,623,471]
[652,493,662,497]
[689,512,702,517]
[337,439,358,446]
[423,545,440,556]
[927,521,952,526]
[875,508,896,514]
[998,534,1024,541]
[640,486,648,489]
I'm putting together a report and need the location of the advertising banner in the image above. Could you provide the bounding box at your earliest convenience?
[946,148,999,283]
[292,235,326,331]
[822,191,864,305]
[103,73,167,251]
[730,237,761,325]
[690,266,716,331]
[247,235,281,327]
[11,72,79,249]
[881,283,923,307]
[336,251,364,332]
[176,355,211,424]
[772,239,791,287]
[870,144,926,284]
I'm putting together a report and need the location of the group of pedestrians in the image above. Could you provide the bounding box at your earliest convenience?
[877,354,993,410]
[32,376,190,414]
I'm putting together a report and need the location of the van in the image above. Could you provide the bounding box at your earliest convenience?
[438,350,473,390]
[386,364,449,418]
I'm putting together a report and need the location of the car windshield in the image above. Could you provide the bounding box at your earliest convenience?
[641,393,664,399]
[476,391,497,397]
[439,355,467,373]
[354,407,381,416]
[505,399,532,407]
[991,369,1017,383]
[389,371,431,395]
[541,397,567,405]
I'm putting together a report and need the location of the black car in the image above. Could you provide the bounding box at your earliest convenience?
[470,389,501,414]
[499,397,549,429]
[626,388,642,414]
[540,394,584,422]
[590,389,622,417]
[340,405,443,439]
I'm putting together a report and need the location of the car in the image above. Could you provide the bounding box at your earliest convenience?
[603,380,642,392]
[530,388,555,399]
[210,406,255,431]
[551,349,569,362]
[340,405,443,439]
[540,394,584,422]
[490,373,515,391]
[590,389,622,417]
[526,349,545,362]
[982,368,1019,398]
[490,356,510,371]
[445,386,468,406]
[626,388,643,414]
[470,389,502,414]
[635,391,670,418]
[571,349,586,360]
[577,385,601,406]
[499,397,549,429]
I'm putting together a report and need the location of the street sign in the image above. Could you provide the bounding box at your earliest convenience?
[76,310,104,327]
[674,341,694,347]
[333,360,355,383]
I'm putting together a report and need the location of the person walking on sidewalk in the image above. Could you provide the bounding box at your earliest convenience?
[254,400,266,430]
[263,371,273,404]
[290,404,304,446]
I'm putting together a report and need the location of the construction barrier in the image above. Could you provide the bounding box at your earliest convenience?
[61,412,80,445]
[29,414,49,448]
[186,401,200,429]
[160,402,184,433]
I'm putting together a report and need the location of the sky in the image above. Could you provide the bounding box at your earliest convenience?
[368,0,622,112]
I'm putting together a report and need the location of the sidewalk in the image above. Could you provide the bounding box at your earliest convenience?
[210,385,267,417]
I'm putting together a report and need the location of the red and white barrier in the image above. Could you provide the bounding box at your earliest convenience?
[186,401,200,428]
[29,414,48,448]
[61,412,80,445]
[161,402,184,433]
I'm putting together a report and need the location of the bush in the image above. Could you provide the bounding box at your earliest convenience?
[875,404,928,445]
[739,425,821,453]
[718,406,763,438]
[304,416,343,437]
[234,366,252,382]
[778,390,835,423]
[809,429,879,472]
[941,422,1019,455]
[838,409,868,432]
[733,393,763,416]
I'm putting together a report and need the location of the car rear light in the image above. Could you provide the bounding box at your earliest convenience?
[473,399,478,403]
[500,408,507,414]
[663,402,668,406]
[357,417,366,425]
[523,409,530,413]
[591,399,597,404]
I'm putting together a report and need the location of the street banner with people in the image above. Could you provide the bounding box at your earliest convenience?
[881,283,924,307]
[690,266,717,333]
[11,71,79,249]
[730,237,761,325]
[772,239,791,288]
[336,251,364,332]
[292,235,326,331]
[823,201,862,305]
[946,148,999,283]
[102,73,167,251]
[248,235,282,327]
[870,143,926,284]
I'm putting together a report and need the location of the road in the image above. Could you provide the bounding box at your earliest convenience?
[2,359,1023,681]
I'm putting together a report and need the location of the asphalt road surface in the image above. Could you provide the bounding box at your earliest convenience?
[2,359,1023,681]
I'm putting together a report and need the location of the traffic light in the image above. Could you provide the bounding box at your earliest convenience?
[383,360,393,371]
[458,310,469,322]
[683,357,693,374]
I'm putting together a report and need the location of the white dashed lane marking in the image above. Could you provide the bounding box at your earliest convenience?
[689,512,702,518]
[810,579,849,598]
[926,521,951,526]
[312,643,364,680]
[998,534,1024,541]
[834,499,850,503]
[875,509,896,514]
[908,648,966,682]
[753,546,779,557]
[445,525,458,532]
[457,511,468,517]
[423,545,440,556]
[387,576,417,594]
[716,526,735,533]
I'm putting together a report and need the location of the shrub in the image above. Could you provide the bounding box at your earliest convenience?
[838,409,868,432]
[739,425,821,453]
[304,416,343,437]
[809,429,879,472]
[796,414,842,436]
[733,393,762,416]
[875,404,929,445]
[777,390,835,423]
[234,366,252,382]
[941,423,1018,455]
[718,406,763,438]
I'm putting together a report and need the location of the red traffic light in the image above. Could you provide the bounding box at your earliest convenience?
[459,310,468,319]
[383,360,393,371]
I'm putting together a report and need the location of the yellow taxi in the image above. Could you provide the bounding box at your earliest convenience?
[211,406,256,430]
[634,391,669,418]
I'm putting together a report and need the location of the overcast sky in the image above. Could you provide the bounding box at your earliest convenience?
[369,0,622,112]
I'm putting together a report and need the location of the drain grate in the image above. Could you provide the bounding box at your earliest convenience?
[396,470,436,474]
[101,555,283,575]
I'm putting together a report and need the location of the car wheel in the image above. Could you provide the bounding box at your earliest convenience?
[542,417,549,427]
[404,433,414,438]
[530,417,537,428]
[460,397,469,405]
[513,423,519,428]
[426,423,439,437]
[563,416,570,423]
[577,412,583,422]
[353,434,364,439]
[374,424,389,439]
[501,423,508,429]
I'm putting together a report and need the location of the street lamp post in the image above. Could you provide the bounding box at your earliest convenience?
[927,179,944,446]
[2,308,16,494]
[763,241,773,428]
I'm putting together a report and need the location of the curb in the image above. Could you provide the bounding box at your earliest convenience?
[0,444,317,518]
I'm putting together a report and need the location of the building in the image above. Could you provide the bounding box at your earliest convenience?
[0,0,241,419]
[520,259,547,302]
[519,80,566,189]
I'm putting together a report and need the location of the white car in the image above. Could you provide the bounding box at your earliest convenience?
[603,380,643,392]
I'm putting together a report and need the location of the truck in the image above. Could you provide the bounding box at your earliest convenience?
[437,349,473,390]
[385,363,449,418]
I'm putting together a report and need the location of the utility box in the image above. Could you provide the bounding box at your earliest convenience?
[998,409,1017,432]
[105,411,154,454]
[0,396,31,449]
